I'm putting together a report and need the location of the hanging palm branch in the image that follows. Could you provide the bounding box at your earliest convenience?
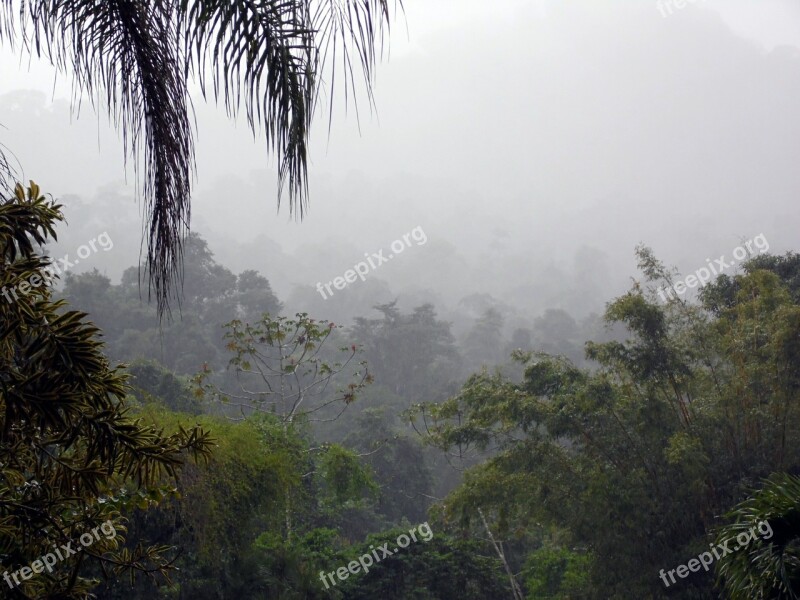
[0,0,401,316]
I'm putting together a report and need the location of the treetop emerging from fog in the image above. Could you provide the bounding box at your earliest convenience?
[0,0,402,315]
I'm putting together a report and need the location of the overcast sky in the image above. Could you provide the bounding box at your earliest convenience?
[1,0,799,323]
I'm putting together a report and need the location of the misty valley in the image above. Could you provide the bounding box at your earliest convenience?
[2,1,800,599]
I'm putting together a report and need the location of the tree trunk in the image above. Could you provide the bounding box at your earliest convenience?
[478,508,525,600]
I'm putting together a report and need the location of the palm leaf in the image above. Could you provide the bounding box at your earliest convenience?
[0,0,401,316]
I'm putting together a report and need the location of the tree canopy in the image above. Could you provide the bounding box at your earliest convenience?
[0,183,214,598]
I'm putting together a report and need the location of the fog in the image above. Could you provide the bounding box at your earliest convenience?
[5,4,800,597]
[2,0,799,328]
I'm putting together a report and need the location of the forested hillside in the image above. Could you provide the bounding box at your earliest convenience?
[4,193,797,597]
[3,1,800,598]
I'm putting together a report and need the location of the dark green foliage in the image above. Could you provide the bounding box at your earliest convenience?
[415,248,800,598]
[335,527,510,599]
[245,528,345,600]
[702,252,800,312]
[318,444,378,507]
[522,545,592,599]
[94,407,381,599]
[715,473,800,599]
[126,360,204,415]
[0,183,214,599]
[94,409,292,599]
[343,408,433,526]
[17,192,800,600]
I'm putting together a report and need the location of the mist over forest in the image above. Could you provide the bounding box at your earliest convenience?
[2,1,800,598]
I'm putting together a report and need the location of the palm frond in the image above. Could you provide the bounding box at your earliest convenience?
[179,0,315,216]
[0,6,29,194]
[0,0,401,317]
[21,0,193,316]
[313,0,399,115]
[0,137,20,193]
[178,0,401,217]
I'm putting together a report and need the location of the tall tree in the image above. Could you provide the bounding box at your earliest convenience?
[0,183,214,598]
[0,0,401,314]
[352,302,461,401]
[195,312,373,540]
[462,307,506,370]
[413,249,800,598]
